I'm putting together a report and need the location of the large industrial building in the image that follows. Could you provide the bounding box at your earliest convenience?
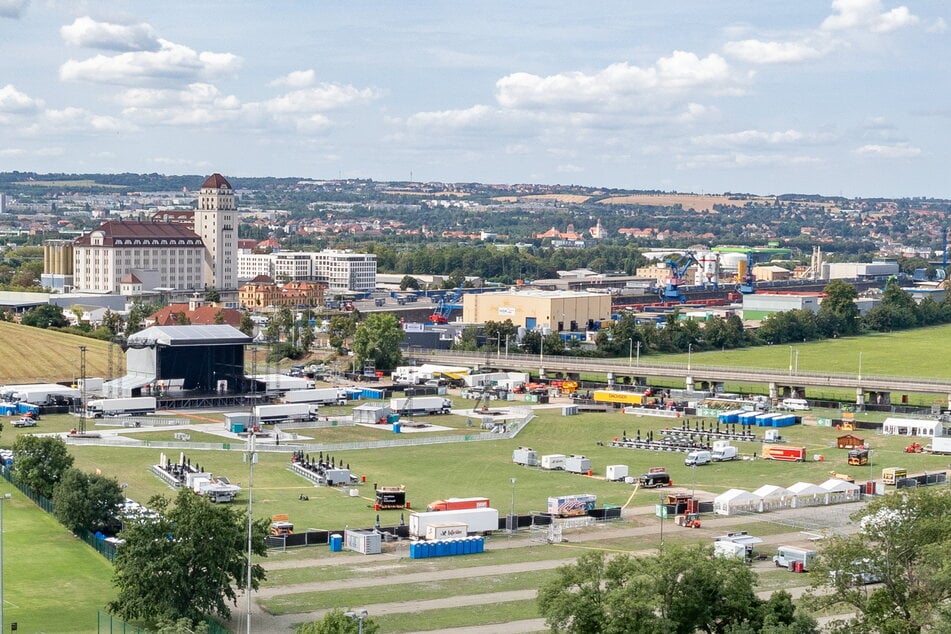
[462,290,612,331]
[741,293,822,321]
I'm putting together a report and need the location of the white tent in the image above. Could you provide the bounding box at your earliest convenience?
[713,489,759,516]
[819,478,862,504]
[787,482,826,508]
[882,417,944,438]
[752,484,792,512]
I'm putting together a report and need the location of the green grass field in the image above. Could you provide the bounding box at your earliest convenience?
[5,322,951,631]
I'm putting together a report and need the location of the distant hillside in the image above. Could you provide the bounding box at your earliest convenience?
[0,322,115,385]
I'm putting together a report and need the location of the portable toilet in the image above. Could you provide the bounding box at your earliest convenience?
[329,533,343,552]
[393,422,401,434]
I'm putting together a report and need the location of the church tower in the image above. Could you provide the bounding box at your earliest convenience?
[194,173,238,290]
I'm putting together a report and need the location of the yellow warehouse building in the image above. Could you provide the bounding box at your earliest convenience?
[462,290,612,331]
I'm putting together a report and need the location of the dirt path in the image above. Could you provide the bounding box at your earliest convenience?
[228,501,865,633]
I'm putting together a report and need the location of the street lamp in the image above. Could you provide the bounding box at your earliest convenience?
[509,477,517,534]
[788,346,793,376]
[0,492,11,634]
[627,338,633,367]
[636,340,641,366]
[858,351,863,382]
[496,333,501,358]
[345,609,369,634]
[687,343,693,372]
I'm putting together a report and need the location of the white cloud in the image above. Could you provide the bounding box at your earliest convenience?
[495,51,738,111]
[691,129,806,146]
[0,84,42,113]
[927,17,947,33]
[722,39,824,64]
[678,152,822,170]
[405,105,493,128]
[61,16,159,52]
[854,142,921,157]
[18,107,126,136]
[678,102,716,123]
[270,69,316,89]
[119,83,241,126]
[556,164,584,173]
[0,0,27,19]
[60,39,241,85]
[262,84,378,115]
[821,0,919,33]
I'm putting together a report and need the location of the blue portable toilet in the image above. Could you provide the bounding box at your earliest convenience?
[393,422,401,434]
[463,538,472,555]
[476,537,485,553]
[450,540,460,556]
[329,534,343,552]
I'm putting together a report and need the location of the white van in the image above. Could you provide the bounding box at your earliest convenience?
[684,450,712,466]
[773,546,816,571]
[779,398,810,411]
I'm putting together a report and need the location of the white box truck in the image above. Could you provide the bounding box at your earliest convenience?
[253,403,316,423]
[927,437,951,455]
[390,396,452,415]
[409,508,499,539]
[711,442,738,462]
[564,455,592,474]
[512,447,538,466]
[773,546,816,571]
[540,454,566,470]
[86,396,157,418]
[605,465,629,481]
[283,388,347,406]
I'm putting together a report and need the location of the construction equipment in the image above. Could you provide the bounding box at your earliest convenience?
[659,253,698,303]
[429,287,462,324]
[676,512,702,528]
[269,514,294,536]
[738,252,756,295]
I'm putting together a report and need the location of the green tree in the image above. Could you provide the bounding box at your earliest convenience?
[482,319,518,350]
[807,487,951,634]
[109,490,269,626]
[102,309,122,335]
[352,313,403,370]
[52,468,125,533]
[238,312,255,337]
[204,289,221,303]
[296,608,380,634]
[864,277,919,332]
[542,331,564,355]
[155,618,210,634]
[12,435,74,499]
[20,303,68,329]
[538,546,786,634]
[399,275,420,291]
[328,314,357,353]
[453,325,479,351]
[817,280,860,337]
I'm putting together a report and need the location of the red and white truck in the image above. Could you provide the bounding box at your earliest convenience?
[426,497,491,512]
[762,444,807,462]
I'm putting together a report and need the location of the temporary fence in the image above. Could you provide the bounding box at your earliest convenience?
[96,611,230,634]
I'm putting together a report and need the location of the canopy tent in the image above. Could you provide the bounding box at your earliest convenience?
[713,489,759,516]
[787,481,826,508]
[882,417,944,438]
[752,484,792,512]
[819,478,862,504]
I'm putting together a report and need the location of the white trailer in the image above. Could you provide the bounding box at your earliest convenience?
[3,383,81,404]
[564,455,592,474]
[540,454,566,470]
[425,523,468,541]
[86,396,157,418]
[605,465,629,481]
[253,403,316,423]
[512,446,538,466]
[390,396,451,415]
[283,388,347,406]
[928,437,951,455]
[409,508,499,539]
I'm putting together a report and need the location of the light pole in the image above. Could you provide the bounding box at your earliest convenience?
[496,333,501,358]
[795,350,799,375]
[788,346,793,376]
[627,338,633,367]
[636,340,641,366]
[858,351,863,382]
[245,417,258,634]
[510,477,517,534]
[687,343,693,372]
[0,492,10,634]
[345,609,368,634]
[79,345,87,434]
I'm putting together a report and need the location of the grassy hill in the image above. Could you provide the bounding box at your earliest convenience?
[0,321,116,384]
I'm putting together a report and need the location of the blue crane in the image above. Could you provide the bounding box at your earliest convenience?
[738,252,756,295]
[658,253,698,303]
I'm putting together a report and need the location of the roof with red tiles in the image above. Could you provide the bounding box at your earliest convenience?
[201,173,232,189]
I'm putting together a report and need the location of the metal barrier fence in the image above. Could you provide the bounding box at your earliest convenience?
[94,417,191,428]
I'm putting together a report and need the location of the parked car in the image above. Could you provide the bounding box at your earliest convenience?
[12,417,37,428]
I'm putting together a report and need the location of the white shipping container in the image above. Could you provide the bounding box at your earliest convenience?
[425,523,469,541]
[540,454,566,470]
[605,465,629,481]
[253,403,316,423]
[86,396,157,417]
[409,508,499,539]
[345,529,382,555]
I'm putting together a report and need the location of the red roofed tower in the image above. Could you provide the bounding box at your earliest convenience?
[195,173,238,290]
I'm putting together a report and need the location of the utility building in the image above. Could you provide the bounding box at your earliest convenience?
[462,290,611,331]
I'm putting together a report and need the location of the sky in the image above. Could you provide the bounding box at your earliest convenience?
[0,1,948,197]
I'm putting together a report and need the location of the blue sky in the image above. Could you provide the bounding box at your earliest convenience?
[0,1,947,197]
